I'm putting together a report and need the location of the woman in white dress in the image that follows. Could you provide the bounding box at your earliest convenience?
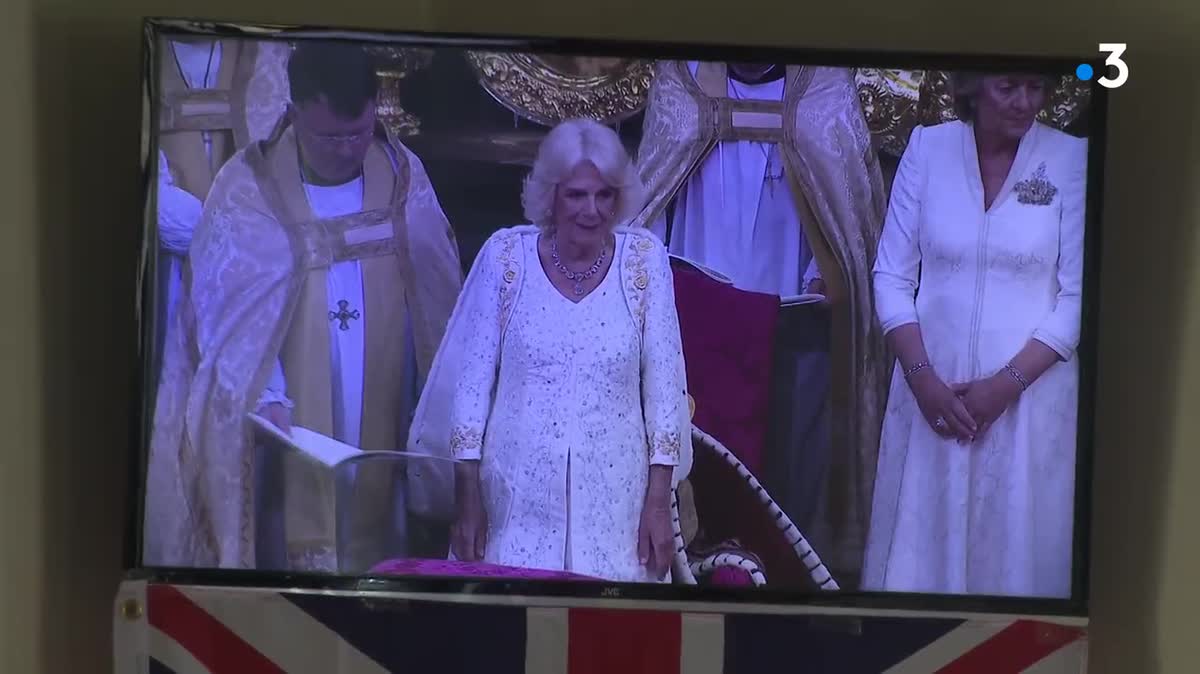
[408,118,693,582]
[862,73,1088,598]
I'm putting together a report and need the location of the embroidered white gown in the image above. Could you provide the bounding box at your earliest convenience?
[862,121,1088,598]
[446,227,687,582]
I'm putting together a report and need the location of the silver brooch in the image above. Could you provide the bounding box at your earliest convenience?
[1014,162,1058,206]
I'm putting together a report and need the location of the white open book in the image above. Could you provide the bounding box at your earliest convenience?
[780,293,826,307]
[248,413,460,469]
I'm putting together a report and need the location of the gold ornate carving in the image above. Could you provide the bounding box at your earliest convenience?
[914,70,957,128]
[368,46,434,138]
[857,69,1091,156]
[854,68,923,157]
[466,51,654,126]
[1044,76,1092,131]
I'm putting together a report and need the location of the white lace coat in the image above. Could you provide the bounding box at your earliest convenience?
[444,226,689,582]
[862,121,1088,598]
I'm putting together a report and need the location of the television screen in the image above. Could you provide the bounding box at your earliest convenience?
[136,18,1104,614]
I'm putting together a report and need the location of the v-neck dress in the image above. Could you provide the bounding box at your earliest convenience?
[450,230,680,583]
[862,121,1089,598]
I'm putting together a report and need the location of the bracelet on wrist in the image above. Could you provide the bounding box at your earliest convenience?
[1002,363,1030,391]
[903,361,931,380]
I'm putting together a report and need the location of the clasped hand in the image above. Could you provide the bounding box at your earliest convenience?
[908,369,1022,443]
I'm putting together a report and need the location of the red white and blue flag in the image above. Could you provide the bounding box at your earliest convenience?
[114,581,1087,673]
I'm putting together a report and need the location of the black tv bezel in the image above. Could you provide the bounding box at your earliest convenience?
[131,17,1107,619]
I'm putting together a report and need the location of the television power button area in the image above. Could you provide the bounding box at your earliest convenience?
[1077,43,1128,88]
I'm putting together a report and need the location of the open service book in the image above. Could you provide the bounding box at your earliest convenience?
[248,413,461,470]
[780,293,826,307]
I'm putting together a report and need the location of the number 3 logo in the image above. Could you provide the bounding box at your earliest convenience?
[1098,43,1129,89]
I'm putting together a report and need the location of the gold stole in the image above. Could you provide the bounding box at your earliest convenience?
[694,62,788,143]
[247,124,414,568]
[263,129,410,453]
[688,63,843,304]
[660,63,886,571]
[158,38,257,200]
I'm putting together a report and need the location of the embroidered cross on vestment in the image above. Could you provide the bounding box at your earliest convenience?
[329,299,360,331]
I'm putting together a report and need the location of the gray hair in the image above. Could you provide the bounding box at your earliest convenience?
[949,72,1059,121]
[521,118,646,232]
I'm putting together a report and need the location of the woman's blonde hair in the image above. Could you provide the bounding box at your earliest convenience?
[521,118,647,231]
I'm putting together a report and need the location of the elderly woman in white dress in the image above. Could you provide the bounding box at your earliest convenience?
[862,73,1088,598]
[408,118,692,582]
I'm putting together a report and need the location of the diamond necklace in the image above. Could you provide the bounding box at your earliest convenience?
[550,237,607,296]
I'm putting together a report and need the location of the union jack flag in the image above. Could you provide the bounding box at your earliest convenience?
[114,581,1087,673]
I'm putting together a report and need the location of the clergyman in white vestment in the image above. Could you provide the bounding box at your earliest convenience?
[154,37,290,372]
[632,61,889,575]
[143,42,462,572]
[647,62,823,296]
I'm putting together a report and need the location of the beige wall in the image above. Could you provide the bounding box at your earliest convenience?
[2,0,1197,671]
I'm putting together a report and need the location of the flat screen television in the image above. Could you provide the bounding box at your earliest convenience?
[134,17,1106,618]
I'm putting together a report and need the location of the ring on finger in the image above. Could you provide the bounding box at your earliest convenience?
[934,416,947,431]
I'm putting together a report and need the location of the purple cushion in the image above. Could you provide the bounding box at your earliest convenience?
[708,566,755,587]
[369,558,599,582]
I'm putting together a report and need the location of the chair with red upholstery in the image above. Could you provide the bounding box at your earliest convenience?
[669,255,838,591]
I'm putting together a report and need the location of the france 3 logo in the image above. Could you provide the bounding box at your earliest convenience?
[1076,43,1128,89]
